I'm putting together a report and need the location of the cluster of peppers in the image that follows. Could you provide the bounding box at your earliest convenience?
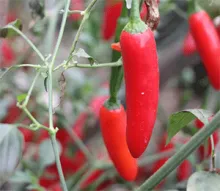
[99,0,159,181]
[99,0,220,182]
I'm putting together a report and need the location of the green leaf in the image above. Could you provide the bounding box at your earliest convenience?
[73,48,96,65]
[38,138,62,169]
[167,109,212,144]
[0,124,24,187]
[0,19,22,38]
[17,94,27,103]
[187,171,220,191]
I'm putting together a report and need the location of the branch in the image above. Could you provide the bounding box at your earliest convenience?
[136,109,220,190]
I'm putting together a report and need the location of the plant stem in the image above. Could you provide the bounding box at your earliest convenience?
[47,1,71,190]
[9,26,45,62]
[66,127,93,162]
[68,10,83,14]
[22,72,40,107]
[138,149,175,166]
[50,0,71,68]
[72,168,95,191]
[67,0,98,64]
[22,107,40,125]
[136,109,220,191]
[131,0,141,21]
[210,134,216,171]
[54,59,122,71]
[51,134,68,191]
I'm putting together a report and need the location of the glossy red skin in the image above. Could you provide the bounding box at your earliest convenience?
[189,11,220,90]
[177,159,192,181]
[101,1,123,40]
[182,32,197,56]
[195,116,219,160]
[99,105,138,181]
[120,29,159,158]
[69,0,84,21]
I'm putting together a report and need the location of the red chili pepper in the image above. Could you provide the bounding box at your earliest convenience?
[69,0,84,21]
[1,40,15,68]
[120,1,159,158]
[177,159,192,182]
[102,1,149,41]
[189,11,220,90]
[101,0,123,40]
[99,104,138,181]
[194,116,219,160]
[182,32,197,56]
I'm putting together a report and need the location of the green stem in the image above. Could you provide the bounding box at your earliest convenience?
[54,59,122,71]
[50,0,71,68]
[22,72,40,107]
[66,126,93,162]
[0,65,45,79]
[68,10,83,14]
[136,109,220,191]
[47,1,70,190]
[44,1,64,54]
[131,0,141,21]
[73,168,95,191]
[22,107,40,125]
[138,149,175,166]
[109,67,124,104]
[50,134,68,191]
[109,1,128,104]
[67,0,98,64]
[9,26,45,62]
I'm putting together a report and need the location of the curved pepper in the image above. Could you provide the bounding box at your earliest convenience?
[189,11,220,90]
[99,104,138,181]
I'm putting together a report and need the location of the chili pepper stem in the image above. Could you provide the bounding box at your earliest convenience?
[124,0,147,33]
